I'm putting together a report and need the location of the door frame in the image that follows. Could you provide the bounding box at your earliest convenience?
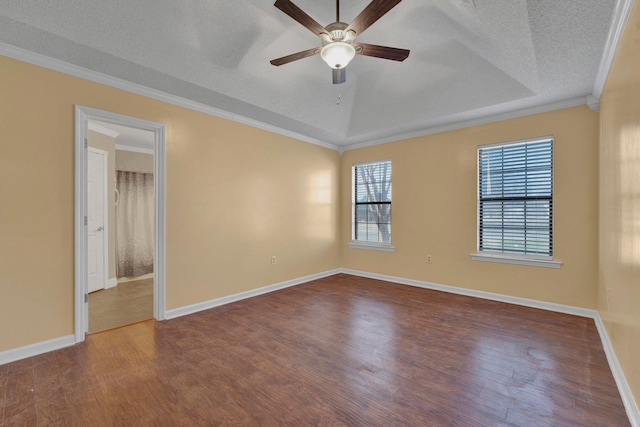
[74,105,166,341]
[87,146,109,293]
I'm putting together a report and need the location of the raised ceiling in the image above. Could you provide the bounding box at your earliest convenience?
[0,0,621,149]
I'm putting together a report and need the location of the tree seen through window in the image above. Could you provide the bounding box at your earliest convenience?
[352,160,392,244]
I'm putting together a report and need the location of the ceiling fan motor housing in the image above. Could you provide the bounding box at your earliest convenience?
[324,22,350,41]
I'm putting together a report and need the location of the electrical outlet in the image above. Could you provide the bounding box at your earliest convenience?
[271,256,277,265]
[426,255,432,263]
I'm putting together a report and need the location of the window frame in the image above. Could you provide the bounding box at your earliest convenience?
[349,159,395,252]
[471,136,561,268]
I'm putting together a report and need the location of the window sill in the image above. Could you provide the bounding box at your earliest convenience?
[471,252,561,269]
[349,241,395,252]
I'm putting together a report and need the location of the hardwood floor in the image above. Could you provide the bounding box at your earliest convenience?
[88,279,153,333]
[0,274,630,426]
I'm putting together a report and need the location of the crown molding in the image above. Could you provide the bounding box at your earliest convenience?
[593,0,635,99]
[115,144,154,155]
[1,24,624,155]
[88,121,120,138]
[0,42,339,152]
[342,96,588,152]
[587,94,600,112]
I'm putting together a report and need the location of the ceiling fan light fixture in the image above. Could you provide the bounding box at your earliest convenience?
[270,0,410,84]
[320,42,356,69]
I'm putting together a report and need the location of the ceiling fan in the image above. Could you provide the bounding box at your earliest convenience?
[270,0,410,84]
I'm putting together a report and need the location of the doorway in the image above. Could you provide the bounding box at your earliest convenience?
[87,121,156,332]
[74,106,166,341]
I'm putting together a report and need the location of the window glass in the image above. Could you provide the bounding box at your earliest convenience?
[478,139,553,256]
[352,160,392,244]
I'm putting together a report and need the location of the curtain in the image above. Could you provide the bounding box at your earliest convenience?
[116,170,154,278]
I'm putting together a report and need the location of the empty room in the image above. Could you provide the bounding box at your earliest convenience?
[0,0,639,425]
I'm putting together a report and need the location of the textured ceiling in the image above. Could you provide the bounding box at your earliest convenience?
[0,0,617,147]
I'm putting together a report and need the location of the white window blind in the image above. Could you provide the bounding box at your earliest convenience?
[352,160,392,244]
[478,139,553,257]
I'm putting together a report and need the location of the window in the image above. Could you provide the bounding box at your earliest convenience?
[475,138,557,266]
[351,160,393,250]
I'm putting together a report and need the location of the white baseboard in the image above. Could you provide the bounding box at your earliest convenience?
[117,273,154,284]
[0,270,341,365]
[0,335,75,365]
[340,268,639,426]
[594,314,640,427]
[165,269,341,320]
[1,267,637,425]
[340,269,596,317]
[105,277,118,289]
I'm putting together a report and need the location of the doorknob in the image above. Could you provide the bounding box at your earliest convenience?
[96,226,104,231]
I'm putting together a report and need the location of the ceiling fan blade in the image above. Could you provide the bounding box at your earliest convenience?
[274,0,329,37]
[345,0,403,37]
[333,68,346,84]
[355,43,409,61]
[270,47,321,66]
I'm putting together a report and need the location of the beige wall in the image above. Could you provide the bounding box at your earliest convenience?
[599,1,640,408]
[116,150,153,173]
[88,130,117,280]
[0,55,340,351]
[341,106,599,308]
[2,22,638,413]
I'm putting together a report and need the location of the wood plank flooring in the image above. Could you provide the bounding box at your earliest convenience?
[88,279,153,333]
[0,274,630,426]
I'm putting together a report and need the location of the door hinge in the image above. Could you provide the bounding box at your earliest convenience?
[84,216,88,226]
[84,294,88,303]
[84,138,88,148]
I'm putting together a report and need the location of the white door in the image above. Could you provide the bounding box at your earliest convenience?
[88,148,106,293]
